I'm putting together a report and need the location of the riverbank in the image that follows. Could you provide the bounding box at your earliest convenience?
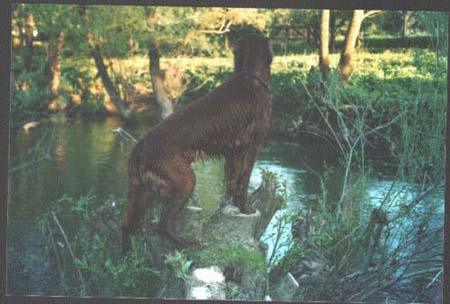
[11,49,446,138]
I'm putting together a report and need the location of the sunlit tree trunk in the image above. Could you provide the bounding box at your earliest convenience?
[319,10,331,81]
[144,7,173,120]
[48,31,65,111]
[338,10,364,81]
[403,11,413,37]
[148,40,173,120]
[224,34,229,50]
[338,10,382,81]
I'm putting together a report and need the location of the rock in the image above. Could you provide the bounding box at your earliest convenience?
[203,205,261,250]
[271,272,299,301]
[186,266,226,300]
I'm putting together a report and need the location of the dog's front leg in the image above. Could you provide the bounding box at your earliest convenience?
[224,145,261,214]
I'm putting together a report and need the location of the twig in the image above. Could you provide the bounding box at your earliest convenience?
[51,211,88,295]
[183,76,214,94]
[298,77,346,155]
[113,127,138,143]
[267,213,289,269]
[9,156,49,175]
[425,268,443,289]
[44,218,69,293]
[202,19,232,34]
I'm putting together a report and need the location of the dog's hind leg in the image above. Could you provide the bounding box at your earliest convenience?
[121,177,155,253]
[156,159,201,248]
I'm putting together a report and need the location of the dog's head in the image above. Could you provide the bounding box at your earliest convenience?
[233,34,273,73]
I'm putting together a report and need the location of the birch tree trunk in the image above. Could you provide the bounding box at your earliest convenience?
[149,41,173,120]
[403,11,413,37]
[338,10,365,81]
[319,10,331,81]
[48,31,65,111]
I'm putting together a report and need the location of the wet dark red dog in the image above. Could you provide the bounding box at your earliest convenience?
[122,34,273,251]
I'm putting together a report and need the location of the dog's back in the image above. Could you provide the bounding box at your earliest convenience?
[136,72,270,163]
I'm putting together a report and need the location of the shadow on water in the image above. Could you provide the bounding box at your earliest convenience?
[6,117,444,295]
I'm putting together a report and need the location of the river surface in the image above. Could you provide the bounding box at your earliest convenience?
[6,116,444,297]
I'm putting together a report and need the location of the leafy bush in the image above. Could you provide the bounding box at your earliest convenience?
[38,193,160,297]
[11,54,52,126]
[164,250,193,282]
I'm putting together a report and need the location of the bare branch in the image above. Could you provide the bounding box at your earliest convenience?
[363,10,383,20]
[202,19,232,34]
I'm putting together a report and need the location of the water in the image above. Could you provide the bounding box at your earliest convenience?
[6,116,444,296]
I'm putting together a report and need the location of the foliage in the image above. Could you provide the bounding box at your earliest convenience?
[164,250,193,282]
[190,241,266,273]
[37,194,160,297]
[268,35,445,302]
[11,5,447,124]
[10,48,52,125]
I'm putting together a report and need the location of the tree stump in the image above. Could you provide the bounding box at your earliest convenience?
[203,205,261,251]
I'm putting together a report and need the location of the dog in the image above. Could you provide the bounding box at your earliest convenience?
[121,34,273,251]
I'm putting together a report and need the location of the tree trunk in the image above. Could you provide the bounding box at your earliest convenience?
[91,45,131,118]
[48,31,65,112]
[338,10,365,81]
[329,12,336,52]
[78,6,130,119]
[403,11,413,37]
[319,10,331,81]
[148,42,173,120]
[24,10,34,71]
[356,28,364,50]
[144,7,172,120]
[224,34,229,50]
[284,26,290,54]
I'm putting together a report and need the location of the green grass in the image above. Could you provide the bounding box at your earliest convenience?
[189,240,266,273]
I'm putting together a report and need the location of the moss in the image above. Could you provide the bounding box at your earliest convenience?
[189,241,266,273]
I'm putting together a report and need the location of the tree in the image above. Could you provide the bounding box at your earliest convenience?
[147,35,173,119]
[24,4,81,111]
[319,10,331,81]
[144,7,174,120]
[338,10,382,81]
[329,11,352,52]
[78,6,132,119]
[402,11,413,37]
